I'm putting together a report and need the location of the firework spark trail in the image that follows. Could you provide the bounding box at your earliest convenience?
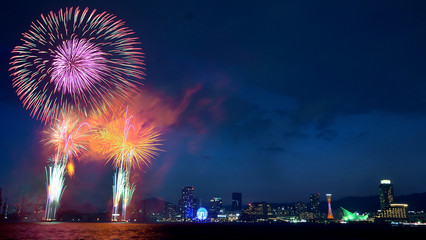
[45,163,66,221]
[10,7,144,123]
[121,151,137,221]
[112,167,126,221]
[122,175,136,221]
[44,113,91,220]
[90,106,162,221]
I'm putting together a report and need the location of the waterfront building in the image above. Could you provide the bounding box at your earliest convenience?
[181,186,194,221]
[309,193,320,218]
[379,179,394,210]
[376,203,408,222]
[209,197,223,218]
[232,192,242,211]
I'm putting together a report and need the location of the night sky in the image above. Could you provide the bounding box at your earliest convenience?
[2,0,426,209]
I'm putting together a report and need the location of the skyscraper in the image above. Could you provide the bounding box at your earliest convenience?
[379,179,394,210]
[232,192,242,211]
[182,186,194,221]
[309,193,320,217]
[326,194,333,219]
[209,197,223,218]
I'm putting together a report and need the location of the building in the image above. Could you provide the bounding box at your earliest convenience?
[300,211,314,220]
[209,197,223,218]
[232,192,242,212]
[309,193,320,218]
[181,186,194,221]
[375,203,408,222]
[379,179,394,209]
[341,207,369,222]
[162,202,176,221]
[295,202,308,215]
[242,202,273,221]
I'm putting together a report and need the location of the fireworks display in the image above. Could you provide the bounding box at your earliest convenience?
[91,106,163,170]
[112,167,126,221]
[44,163,66,220]
[10,7,144,123]
[43,112,91,220]
[91,106,162,221]
[10,6,161,222]
[44,112,91,166]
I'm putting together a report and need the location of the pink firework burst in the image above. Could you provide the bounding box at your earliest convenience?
[51,39,107,95]
[10,7,145,123]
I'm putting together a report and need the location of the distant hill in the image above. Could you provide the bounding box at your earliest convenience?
[136,197,168,214]
[61,202,100,214]
[326,192,426,213]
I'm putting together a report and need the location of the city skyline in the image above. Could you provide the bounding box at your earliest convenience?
[0,178,421,214]
[2,0,426,210]
[1,178,425,224]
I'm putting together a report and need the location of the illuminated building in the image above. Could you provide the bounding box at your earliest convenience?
[232,192,242,211]
[295,202,308,214]
[379,179,394,209]
[243,202,273,221]
[326,194,333,219]
[309,193,320,218]
[375,203,408,222]
[181,186,194,221]
[162,202,176,221]
[341,207,369,221]
[209,197,223,218]
[300,211,314,220]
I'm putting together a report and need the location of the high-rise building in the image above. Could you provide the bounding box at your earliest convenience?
[379,179,394,210]
[209,197,223,218]
[232,192,242,211]
[181,186,194,221]
[309,193,320,217]
[326,194,333,219]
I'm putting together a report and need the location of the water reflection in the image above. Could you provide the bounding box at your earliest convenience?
[0,223,167,240]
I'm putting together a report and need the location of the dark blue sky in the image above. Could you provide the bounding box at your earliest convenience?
[2,0,426,208]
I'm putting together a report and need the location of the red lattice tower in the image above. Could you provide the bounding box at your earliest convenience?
[326,194,333,219]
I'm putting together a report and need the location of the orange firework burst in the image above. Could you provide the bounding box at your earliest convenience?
[90,107,162,169]
[44,111,91,167]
